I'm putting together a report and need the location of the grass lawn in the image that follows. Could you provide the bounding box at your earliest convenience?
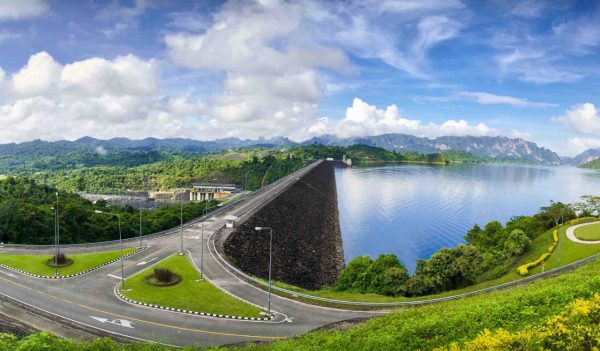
[574,222,600,241]
[0,248,139,277]
[120,253,264,318]
[256,218,600,304]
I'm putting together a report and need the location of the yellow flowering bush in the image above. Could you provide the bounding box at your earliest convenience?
[517,230,559,276]
[435,294,600,351]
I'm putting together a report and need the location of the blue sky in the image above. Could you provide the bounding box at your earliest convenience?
[0,0,600,156]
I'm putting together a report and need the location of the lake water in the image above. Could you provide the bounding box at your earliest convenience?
[335,163,600,272]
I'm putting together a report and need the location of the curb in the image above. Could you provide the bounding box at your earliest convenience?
[114,283,273,321]
[0,247,148,279]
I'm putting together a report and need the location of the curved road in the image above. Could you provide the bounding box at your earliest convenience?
[566,221,600,244]
[0,161,380,348]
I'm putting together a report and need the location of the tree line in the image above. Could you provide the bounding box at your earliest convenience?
[0,177,218,245]
[334,200,585,297]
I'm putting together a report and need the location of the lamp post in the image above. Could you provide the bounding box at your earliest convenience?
[254,226,273,315]
[55,192,60,276]
[139,207,143,248]
[95,210,125,290]
[179,190,184,254]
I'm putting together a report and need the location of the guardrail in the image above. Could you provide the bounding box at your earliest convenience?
[212,224,600,307]
[0,160,322,250]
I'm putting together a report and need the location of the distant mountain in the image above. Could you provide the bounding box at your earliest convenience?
[0,134,563,174]
[570,148,600,166]
[304,134,562,164]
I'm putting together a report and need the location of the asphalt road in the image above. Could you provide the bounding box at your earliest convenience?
[0,161,380,348]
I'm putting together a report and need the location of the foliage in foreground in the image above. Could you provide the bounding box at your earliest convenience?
[4,256,600,351]
[436,293,600,351]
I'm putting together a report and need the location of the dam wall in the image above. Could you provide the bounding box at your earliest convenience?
[223,161,345,290]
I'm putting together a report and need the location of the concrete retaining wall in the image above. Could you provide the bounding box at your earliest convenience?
[223,161,344,290]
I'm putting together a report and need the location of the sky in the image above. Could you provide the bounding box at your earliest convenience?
[0,0,600,156]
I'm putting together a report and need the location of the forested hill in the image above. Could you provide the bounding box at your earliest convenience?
[22,145,482,194]
[0,177,217,245]
[580,157,600,170]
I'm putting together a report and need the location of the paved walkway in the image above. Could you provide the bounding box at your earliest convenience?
[566,221,600,244]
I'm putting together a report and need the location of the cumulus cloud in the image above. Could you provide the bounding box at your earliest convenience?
[0,52,206,142]
[165,0,349,140]
[554,103,600,134]
[0,0,48,20]
[332,98,495,138]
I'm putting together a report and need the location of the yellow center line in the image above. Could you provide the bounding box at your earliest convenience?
[0,275,286,340]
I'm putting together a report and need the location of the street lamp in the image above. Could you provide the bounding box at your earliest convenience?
[95,210,125,290]
[179,190,184,254]
[55,192,60,276]
[139,207,143,248]
[254,226,273,315]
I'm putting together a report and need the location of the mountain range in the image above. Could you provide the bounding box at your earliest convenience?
[1,134,599,166]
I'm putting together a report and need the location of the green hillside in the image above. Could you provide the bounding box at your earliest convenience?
[580,158,600,169]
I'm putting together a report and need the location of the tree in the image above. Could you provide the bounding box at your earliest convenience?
[503,229,532,257]
[540,201,575,228]
[335,255,372,292]
[574,195,600,217]
[365,254,409,295]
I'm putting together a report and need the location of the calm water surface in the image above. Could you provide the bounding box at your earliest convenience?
[335,163,600,272]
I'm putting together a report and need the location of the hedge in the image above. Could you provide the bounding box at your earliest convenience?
[517,230,559,276]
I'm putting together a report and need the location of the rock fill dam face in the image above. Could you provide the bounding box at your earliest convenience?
[224,161,345,290]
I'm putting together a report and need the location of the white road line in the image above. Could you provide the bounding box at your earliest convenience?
[107,274,121,279]
[0,270,16,278]
[136,257,158,266]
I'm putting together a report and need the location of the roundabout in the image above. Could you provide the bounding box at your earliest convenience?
[566,221,600,244]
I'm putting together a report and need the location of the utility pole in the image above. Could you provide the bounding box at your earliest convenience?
[139,207,143,248]
[180,190,184,254]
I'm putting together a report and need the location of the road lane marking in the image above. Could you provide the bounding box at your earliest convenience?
[136,257,158,266]
[0,270,17,278]
[91,316,134,328]
[107,274,121,279]
[0,275,286,340]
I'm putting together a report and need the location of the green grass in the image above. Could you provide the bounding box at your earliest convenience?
[5,254,600,351]
[120,253,264,318]
[574,222,600,241]
[256,219,600,304]
[0,248,139,277]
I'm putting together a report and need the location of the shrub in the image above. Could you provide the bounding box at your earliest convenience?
[435,294,600,350]
[154,268,174,283]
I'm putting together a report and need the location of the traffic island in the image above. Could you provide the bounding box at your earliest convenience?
[0,247,144,279]
[117,253,270,320]
[573,222,600,241]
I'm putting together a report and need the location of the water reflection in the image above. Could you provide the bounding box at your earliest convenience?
[335,163,600,272]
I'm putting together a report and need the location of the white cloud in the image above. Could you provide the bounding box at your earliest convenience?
[10,52,61,96]
[165,0,349,140]
[0,52,207,142]
[456,91,557,108]
[413,16,461,58]
[554,103,600,134]
[332,98,495,138]
[0,0,48,20]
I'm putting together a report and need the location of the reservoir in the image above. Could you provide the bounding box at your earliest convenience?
[335,163,600,272]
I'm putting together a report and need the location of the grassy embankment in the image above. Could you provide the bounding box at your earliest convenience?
[0,248,139,276]
[120,253,264,318]
[574,222,600,241]
[3,253,600,350]
[257,218,600,304]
